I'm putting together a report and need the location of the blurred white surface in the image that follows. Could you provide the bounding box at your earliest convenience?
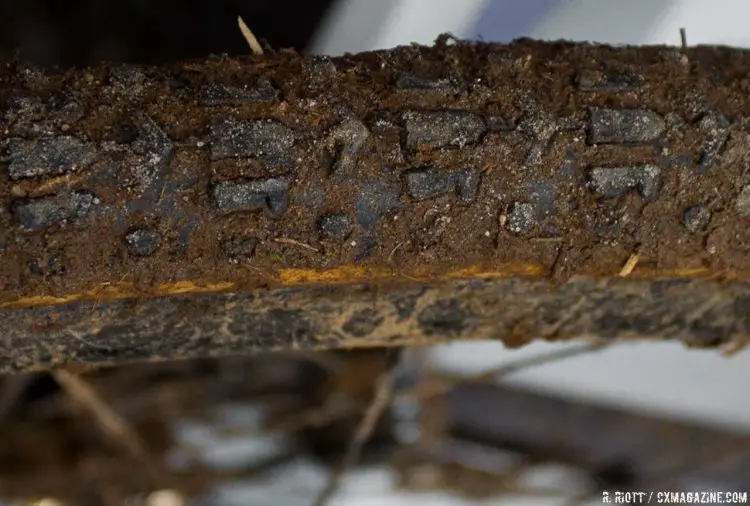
[429,341,750,431]
[529,0,670,44]
[311,0,489,54]
[530,0,750,47]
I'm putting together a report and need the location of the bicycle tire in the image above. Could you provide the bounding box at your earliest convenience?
[2,36,750,371]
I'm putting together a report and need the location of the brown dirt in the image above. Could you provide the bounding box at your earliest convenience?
[3,38,750,306]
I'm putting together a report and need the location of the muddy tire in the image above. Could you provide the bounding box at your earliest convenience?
[1,37,750,371]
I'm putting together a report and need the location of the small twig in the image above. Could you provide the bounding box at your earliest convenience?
[274,237,320,253]
[415,341,611,401]
[51,369,148,459]
[158,179,169,203]
[242,262,273,278]
[387,241,408,264]
[66,329,116,352]
[530,237,563,243]
[90,282,111,314]
[619,252,640,277]
[401,272,426,283]
[722,339,748,357]
[540,296,587,338]
[237,16,264,55]
[473,341,610,383]
[91,273,129,314]
[312,356,396,506]
[28,172,85,197]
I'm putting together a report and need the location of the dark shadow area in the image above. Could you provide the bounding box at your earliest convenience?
[0,0,336,66]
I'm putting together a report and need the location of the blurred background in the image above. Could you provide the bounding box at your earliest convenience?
[1,0,750,505]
